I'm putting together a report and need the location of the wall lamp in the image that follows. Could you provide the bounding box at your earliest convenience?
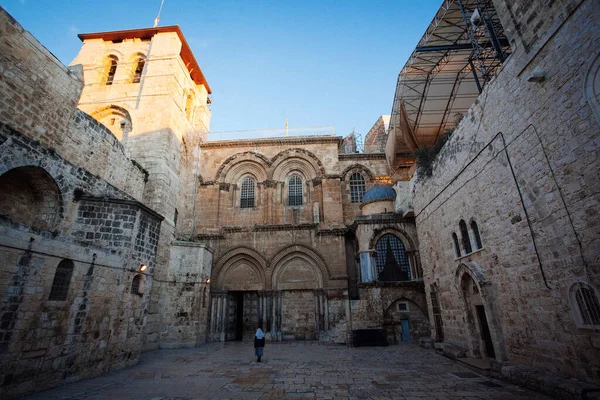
[205,278,211,284]
[139,264,148,272]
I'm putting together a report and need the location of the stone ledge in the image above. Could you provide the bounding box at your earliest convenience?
[491,363,600,400]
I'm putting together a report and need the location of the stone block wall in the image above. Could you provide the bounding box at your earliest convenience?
[414,0,600,383]
[281,290,317,339]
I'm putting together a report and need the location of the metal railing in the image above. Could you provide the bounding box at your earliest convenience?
[208,126,336,141]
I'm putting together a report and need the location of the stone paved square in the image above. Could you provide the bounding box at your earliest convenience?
[26,342,550,399]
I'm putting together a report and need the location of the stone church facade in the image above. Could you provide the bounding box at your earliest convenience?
[0,0,599,398]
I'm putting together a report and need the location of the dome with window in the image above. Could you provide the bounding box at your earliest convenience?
[360,185,396,215]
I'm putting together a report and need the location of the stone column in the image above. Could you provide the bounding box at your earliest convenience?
[220,294,227,342]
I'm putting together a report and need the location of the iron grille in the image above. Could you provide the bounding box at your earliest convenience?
[349,172,366,203]
[375,234,411,281]
[576,286,600,325]
[240,177,255,208]
[288,175,303,206]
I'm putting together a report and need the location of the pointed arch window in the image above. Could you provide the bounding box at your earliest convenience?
[375,234,411,281]
[573,284,600,327]
[132,55,146,83]
[240,176,255,208]
[452,233,461,258]
[459,219,472,254]
[288,174,303,206]
[105,55,119,85]
[349,172,366,203]
[471,220,482,250]
[49,259,74,301]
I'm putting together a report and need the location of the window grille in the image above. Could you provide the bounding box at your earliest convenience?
[131,274,141,295]
[240,177,255,208]
[459,220,472,254]
[375,234,411,281]
[471,220,483,249]
[575,286,600,326]
[288,174,303,206]
[349,172,366,203]
[452,233,461,258]
[48,259,74,301]
[133,57,145,83]
[106,55,118,85]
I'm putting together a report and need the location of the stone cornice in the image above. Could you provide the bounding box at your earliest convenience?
[194,232,225,240]
[253,223,318,232]
[355,213,404,224]
[316,227,348,236]
[338,153,386,161]
[201,136,341,149]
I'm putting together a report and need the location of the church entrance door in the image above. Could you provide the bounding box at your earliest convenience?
[225,291,261,341]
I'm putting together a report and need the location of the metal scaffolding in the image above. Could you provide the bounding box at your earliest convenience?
[387,0,511,167]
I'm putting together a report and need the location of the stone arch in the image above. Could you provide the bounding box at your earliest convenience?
[89,105,134,141]
[369,227,416,251]
[340,164,375,181]
[269,245,330,288]
[0,166,63,231]
[455,262,506,361]
[383,296,430,344]
[270,148,325,180]
[584,52,600,126]
[213,247,268,290]
[216,152,271,182]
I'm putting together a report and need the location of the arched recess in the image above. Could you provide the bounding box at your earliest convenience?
[584,52,600,126]
[269,245,330,289]
[213,247,268,290]
[340,164,375,181]
[90,105,134,141]
[455,262,506,361]
[383,296,430,344]
[270,148,325,180]
[0,166,63,231]
[215,152,271,182]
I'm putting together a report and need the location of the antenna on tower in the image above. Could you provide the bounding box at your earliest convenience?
[154,0,165,28]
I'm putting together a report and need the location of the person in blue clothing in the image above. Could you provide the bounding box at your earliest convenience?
[254,327,265,362]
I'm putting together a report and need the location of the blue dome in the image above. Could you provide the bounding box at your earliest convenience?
[362,185,396,203]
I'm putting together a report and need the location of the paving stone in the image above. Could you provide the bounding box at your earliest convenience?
[27,342,550,400]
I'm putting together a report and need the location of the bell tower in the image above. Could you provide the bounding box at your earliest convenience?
[70,25,211,234]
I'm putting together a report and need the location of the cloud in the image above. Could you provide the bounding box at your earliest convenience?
[19,0,25,4]
[69,25,79,35]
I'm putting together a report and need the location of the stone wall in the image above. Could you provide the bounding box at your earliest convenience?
[414,0,600,383]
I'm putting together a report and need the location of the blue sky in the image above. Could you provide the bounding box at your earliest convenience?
[3,0,441,137]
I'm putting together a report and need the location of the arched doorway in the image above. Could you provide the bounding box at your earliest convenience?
[383,298,430,344]
[456,262,504,360]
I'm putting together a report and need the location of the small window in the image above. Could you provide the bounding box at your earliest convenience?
[240,177,255,208]
[452,233,461,258]
[288,174,303,206]
[471,220,482,249]
[49,259,74,301]
[573,284,600,327]
[398,301,409,312]
[349,172,366,203]
[131,274,142,295]
[106,55,118,85]
[132,56,146,83]
[459,220,472,254]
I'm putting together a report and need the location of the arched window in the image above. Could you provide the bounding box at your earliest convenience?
[375,234,411,281]
[105,55,119,85]
[471,220,482,250]
[349,172,366,203]
[240,177,255,208]
[132,56,146,83]
[49,259,74,301]
[452,233,461,258]
[459,220,472,254]
[288,174,303,206]
[572,283,600,327]
[131,274,142,295]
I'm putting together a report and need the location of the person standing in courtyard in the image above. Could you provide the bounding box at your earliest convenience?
[254,327,265,362]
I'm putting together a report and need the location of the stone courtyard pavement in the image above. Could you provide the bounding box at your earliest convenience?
[26,341,550,400]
